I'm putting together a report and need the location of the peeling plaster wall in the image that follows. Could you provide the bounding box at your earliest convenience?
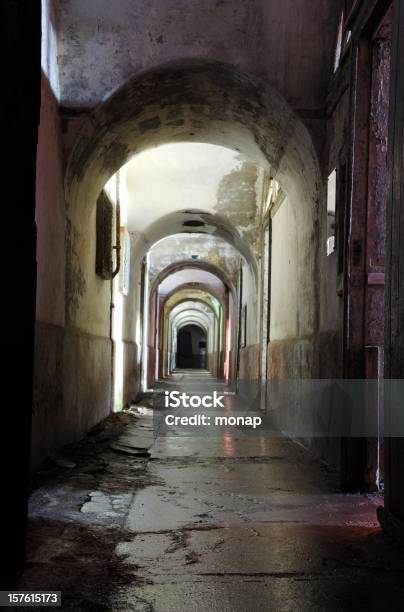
[123,143,264,259]
[215,162,264,256]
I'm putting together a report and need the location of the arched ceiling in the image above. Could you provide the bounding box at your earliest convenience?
[169,300,217,320]
[148,233,241,287]
[170,307,215,333]
[172,310,210,333]
[173,312,211,332]
[164,288,222,318]
[151,259,236,300]
[158,268,225,298]
[65,59,320,330]
[117,143,262,262]
[67,59,320,222]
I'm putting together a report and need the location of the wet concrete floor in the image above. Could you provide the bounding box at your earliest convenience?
[15,374,404,610]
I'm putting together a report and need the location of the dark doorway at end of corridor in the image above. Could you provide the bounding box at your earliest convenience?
[176,324,207,370]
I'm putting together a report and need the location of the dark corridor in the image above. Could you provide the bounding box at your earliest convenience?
[3,0,404,609]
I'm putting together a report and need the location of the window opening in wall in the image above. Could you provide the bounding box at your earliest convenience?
[337,159,348,275]
[95,190,114,279]
[263,177,281,217]
[327,169,337,256]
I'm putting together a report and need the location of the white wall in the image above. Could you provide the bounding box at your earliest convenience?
[241,262,259,346]
[270,197,299,340]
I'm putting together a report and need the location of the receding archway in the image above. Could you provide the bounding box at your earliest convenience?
[61,57,323,456]
[64,59,321,385]
[65,59,320,317]
[150,263,234,383]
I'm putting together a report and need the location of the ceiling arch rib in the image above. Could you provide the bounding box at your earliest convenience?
[163,288,224,320]
[169,299,219,320]
[151,258,236,300]
[67,58,320,209]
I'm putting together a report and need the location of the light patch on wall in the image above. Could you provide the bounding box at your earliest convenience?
[41,0,60,99]
[326,169,337,256]
[104,173,117,204]
[112,271,124,412]
[119,229,131,296]
[103,169,129,407]
[158,269,224,297]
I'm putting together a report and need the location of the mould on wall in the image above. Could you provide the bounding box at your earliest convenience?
[65,218,87,325]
